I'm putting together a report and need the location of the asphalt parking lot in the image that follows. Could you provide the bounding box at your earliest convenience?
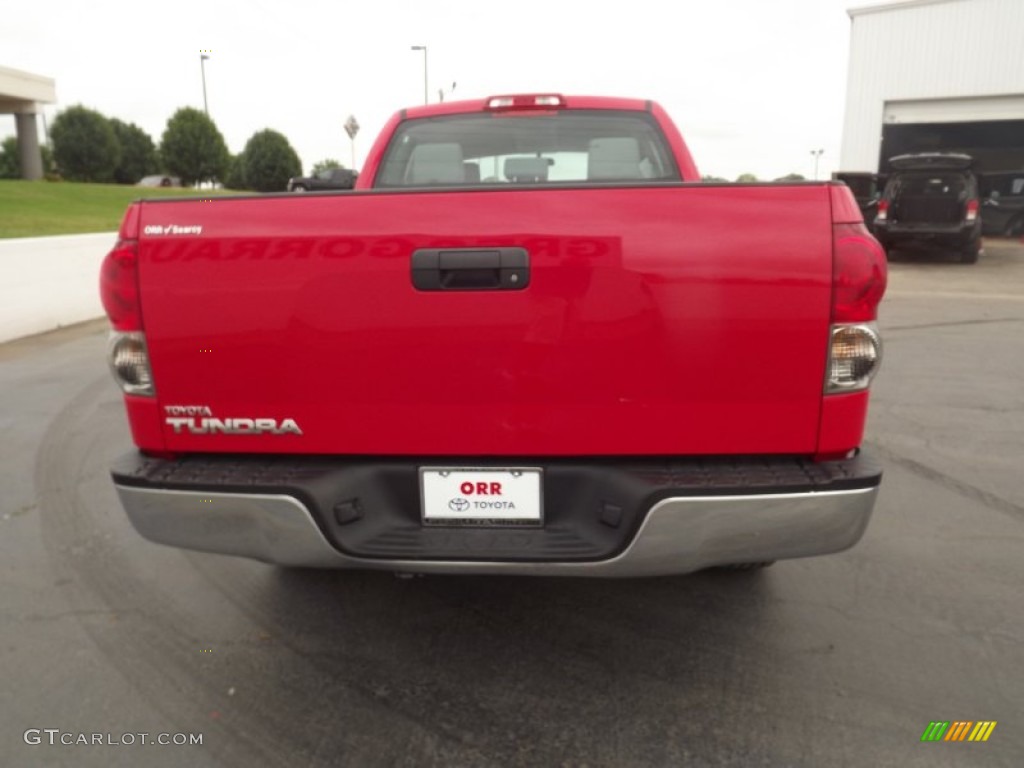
[1,239,1022,767]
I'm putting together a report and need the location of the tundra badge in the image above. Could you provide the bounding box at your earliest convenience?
[164,405,302,435]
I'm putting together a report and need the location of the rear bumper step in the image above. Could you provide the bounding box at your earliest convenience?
[111,453,882,577]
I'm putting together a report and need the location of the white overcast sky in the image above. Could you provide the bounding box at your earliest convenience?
[3,0,897,181]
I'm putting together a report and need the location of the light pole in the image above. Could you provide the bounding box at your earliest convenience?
[810,148,824,180]
[200,53,210,115]
[411,45,428,105]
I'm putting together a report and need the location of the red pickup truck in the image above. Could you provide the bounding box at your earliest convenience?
[101,94,887,576]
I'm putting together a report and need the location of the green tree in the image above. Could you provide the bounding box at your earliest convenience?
[774,173,806,182]
[42,145,56,178]
[223,154,246,190]
[160,107,229,186]
[310,158,344,176]
[735,173,759,183]
[701,174,730,183]
[0,137,19,178]
[50,105,120,182]
[1,138,56,179]
[239,129,302,192]
[110,119,159,184]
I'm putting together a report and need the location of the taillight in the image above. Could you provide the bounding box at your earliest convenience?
[965,199,979,223]
[100,238,154,396]
[832,223,887,323]
[827,189,887,394]
[826,323,882,393]
[875,199,889,222]
[108,332,154,396]
[100,239,142,331]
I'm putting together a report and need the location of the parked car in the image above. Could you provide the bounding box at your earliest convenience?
[979,171,1024,237]
[833,171,887,233]
[288,167,358,192]
[136,175,181,188]
[873,153,982,263]
[100,94,886,577]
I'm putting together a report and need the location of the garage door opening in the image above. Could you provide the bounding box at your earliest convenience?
[880,120,1024,175]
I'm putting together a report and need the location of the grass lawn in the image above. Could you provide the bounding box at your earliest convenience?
[0,180,244,239]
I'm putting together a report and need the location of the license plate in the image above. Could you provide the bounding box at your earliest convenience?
[420,468,543,526]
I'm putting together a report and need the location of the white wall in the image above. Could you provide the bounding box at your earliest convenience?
[0,232,116,343]
[840,0,1024,171]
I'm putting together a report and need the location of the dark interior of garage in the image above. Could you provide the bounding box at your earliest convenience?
[880,120,1024,175]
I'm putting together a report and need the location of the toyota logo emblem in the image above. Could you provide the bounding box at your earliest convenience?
[448,498,470,512]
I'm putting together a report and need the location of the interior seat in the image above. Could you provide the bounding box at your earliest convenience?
[408,143,465,184]
[588,137,642,181]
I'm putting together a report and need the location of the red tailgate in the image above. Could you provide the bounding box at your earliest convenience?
[136,185,832,456]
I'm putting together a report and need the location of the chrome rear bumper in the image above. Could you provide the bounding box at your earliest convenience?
[115,484,879,577]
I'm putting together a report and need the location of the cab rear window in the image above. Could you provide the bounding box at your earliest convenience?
[375,110,679,187]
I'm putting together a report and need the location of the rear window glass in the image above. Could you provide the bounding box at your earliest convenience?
[375,110,679,187]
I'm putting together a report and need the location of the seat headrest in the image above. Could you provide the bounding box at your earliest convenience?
[409,143,465,184]
[588,137,642,180]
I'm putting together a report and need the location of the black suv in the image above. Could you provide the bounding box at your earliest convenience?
[288,167,358,192]
[873,154,982,264]
[833,171,887,234]
[980,171,1024,238]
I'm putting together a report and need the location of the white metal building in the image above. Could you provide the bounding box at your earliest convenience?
[840,0,1024,173]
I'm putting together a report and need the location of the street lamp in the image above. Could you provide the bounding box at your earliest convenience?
[410,45,428,105]
[810,148,824,181]
[200,53,210,115]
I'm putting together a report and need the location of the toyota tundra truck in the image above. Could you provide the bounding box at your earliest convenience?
[101,94,887,577]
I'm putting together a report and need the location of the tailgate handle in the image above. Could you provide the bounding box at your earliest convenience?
[411,248,529,291]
